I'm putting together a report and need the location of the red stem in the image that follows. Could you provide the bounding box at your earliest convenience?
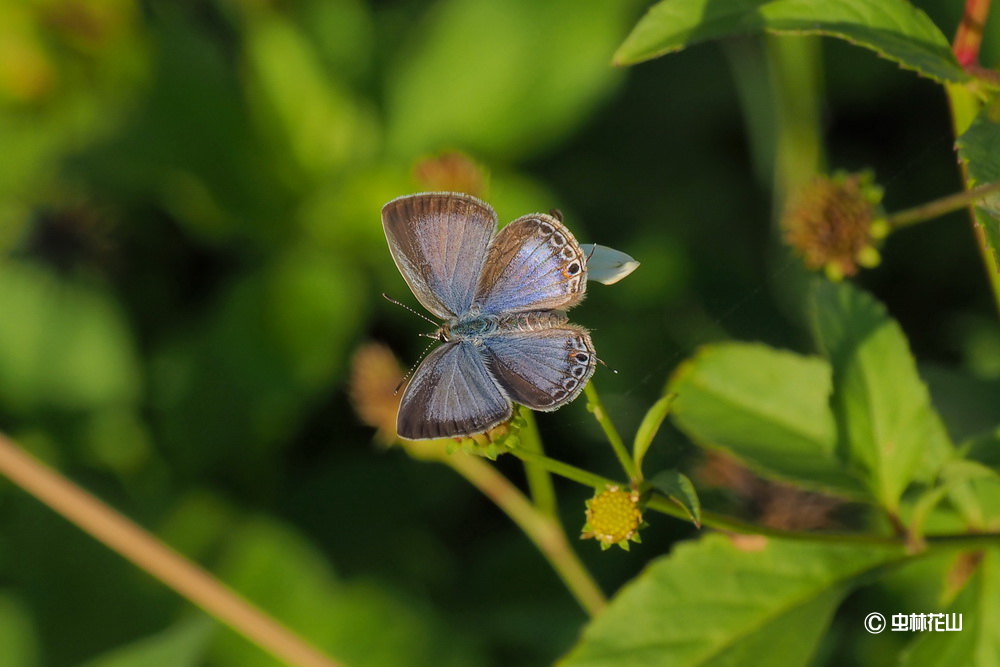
[953,0,992,68]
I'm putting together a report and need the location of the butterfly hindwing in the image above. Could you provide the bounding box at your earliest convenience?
[482,326,596,412]
[397,340,513,440]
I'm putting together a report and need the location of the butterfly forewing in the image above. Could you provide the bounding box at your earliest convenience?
[397,341,514,440]
[474,215,588,315]
[482,326,596,411]
[382,192,497,319]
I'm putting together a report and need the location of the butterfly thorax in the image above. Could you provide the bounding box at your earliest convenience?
[442,310,571,342]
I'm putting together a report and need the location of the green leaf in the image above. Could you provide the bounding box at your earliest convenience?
[210,518,483,667]
[901,548,1000,666]
[909,459,1000,539]
[633,393,676,474]
[668,342,862,495]
[0,594,39,667]
[152,246,366,475]
[956,104,1000,277]
[386,0,640,160]
[811,281,953,512]
[646,469,701,526]
[243,15,378,179]
[948,429,1000,531]
[0,260,141,412]
[82,617,214,667]
[562,534,905,666]
[614,0,967,84]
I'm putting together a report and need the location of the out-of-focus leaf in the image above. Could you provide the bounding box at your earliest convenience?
[901,548,1000,666]
[956,104,1000,276]
[668,342,862,495]
[614,0,967,84]
[386,0,641,159]
[948,430,1000,531]
[82,408,155,477]
[922,363,1000,443]
[811,281,954,512]
[910,459,1000,538]
[209,519,484,667]
[152,247,366,477]
[82,617,214,667]
[299,0,374,83]
[242,14,378,180]
[562,534,905,666]
[0,594,39,667]
[646,469,700,526]
[0,261,140,412]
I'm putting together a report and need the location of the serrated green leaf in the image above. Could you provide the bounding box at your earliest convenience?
[811,281,954,513]
[668,342,862,495]
[562,534,905,666]
[901,548,1000,666]
[614,0,967,84]
[82,617,214,667]
[646,469,701,526]
[633,393,676,474]
[956,104,1000,276]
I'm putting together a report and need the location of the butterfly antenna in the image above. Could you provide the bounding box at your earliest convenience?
[394,336,440,394]
[382,293,439,327]
[596,357,618,374]
[548,207,564,222]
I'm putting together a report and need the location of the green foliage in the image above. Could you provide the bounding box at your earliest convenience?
[669,342,855,494]
[900,549,1000,666]
[2,0,1000,665]
[957,105,1000,277]
[614,0,967,83]
[564,535,906,666]
[811,281,954,511]
[82,618,214,667]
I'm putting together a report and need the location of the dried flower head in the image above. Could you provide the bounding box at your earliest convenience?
[782,171,888,281]
[581,485,644,550]
[697,451,840,531]
[413,151,488,198]
[349,342,404,444]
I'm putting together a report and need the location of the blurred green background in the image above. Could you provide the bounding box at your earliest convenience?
[2,0,999,664]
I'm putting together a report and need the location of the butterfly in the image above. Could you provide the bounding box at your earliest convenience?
[382,192,597,440]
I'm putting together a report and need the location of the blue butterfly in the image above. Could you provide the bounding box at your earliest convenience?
[383,192,596,440]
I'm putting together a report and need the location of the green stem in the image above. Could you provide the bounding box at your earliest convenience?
[402,439,607,616]
[516,410,559,521]
[946,83,1000,317]
[644,496,1000,551]
[507,445,617,490]
[0,433,339,667]
[500,443,1000,552]
[887,180,1000,230]
[952,0,991,68]
[583,383,637,481]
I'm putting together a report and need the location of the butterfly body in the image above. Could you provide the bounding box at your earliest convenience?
[382,192,597,440]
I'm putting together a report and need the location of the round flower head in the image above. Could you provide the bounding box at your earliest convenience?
[581,486,644,551]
